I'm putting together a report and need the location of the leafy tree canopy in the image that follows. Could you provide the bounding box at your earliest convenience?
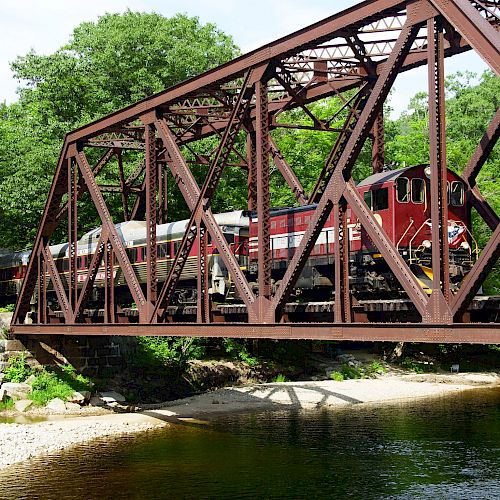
[0,11,239,249]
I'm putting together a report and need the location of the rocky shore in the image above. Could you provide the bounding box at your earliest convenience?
[1,372,498,471]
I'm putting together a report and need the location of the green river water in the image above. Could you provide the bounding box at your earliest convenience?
[0,387,498,499]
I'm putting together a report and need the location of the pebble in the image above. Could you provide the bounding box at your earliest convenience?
[0,419,160,469]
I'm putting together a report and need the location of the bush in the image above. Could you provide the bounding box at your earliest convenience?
[330,371,344,381]
[0,399,14,411]
[401,357,432,374]
[340,363,364,380]
[29,366,92,406]
[222,338,258,366]
[2,352,34,382]
[135,337,206,369]
[366,361,386,377]
[273,374,288,383]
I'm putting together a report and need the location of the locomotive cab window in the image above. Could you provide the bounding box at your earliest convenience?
[364,191,372,209]
[411,178,424,203]
[450,181,464,206]
[396,177,410,203]
[364,188,388,211]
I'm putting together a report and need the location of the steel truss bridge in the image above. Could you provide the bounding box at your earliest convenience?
[11,0,500,344]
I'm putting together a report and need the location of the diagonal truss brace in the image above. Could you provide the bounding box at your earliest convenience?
[151,69,261,320]
[75,150,149,319]
[154,119,257,320]
[273,21,429,318]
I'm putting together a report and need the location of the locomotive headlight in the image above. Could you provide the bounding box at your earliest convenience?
[422,239,431,249]
[460,241,470,250]
[424,166,431,178]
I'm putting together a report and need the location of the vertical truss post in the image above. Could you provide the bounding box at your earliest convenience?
[371,110,385,173]
[246,133,258,211]
[158,164,168,224]
[196,221,210,323]
[144,119,158,313]
[117,150,129,221]
[37,249,47,324]
[104,242,115,323]
[255,79,273,321]
[428,17,451,317]
[67,156,78,314]
[333,201,351,323]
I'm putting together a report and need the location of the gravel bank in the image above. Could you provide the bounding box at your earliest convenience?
[1,372,498,470]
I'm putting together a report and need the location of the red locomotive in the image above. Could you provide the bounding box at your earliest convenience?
[0,164,475,307]
[247,164,474,299]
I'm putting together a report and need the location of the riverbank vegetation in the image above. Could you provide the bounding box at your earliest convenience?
[2,353,92,406]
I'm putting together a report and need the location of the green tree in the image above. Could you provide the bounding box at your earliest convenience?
[0,11,239,249]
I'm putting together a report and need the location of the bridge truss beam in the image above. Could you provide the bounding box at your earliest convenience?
[11,0,500,343]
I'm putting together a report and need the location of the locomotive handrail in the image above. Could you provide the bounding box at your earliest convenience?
[408,218,432,264]
[396,217,415,252]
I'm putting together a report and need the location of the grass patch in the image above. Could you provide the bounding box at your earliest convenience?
[401,357,435,374]
[330,361,387,381]
[2,352,35,383]
[330,371,344,381]
[0,399,14,411]
[272,373,289,383]
[29,365,92,406]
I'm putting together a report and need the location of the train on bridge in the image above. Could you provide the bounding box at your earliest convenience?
[0,164,475,309]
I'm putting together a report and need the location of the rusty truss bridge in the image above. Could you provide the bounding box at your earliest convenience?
[11,0,500,344]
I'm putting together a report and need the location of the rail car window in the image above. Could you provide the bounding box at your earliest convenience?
[127,248,137,262]
[396,177,410,203]
[411,178,424,203]
[450,181,464,206]
[157,243,169,259]
[224,233,235,244]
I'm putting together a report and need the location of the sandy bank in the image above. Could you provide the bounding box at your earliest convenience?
[1,372,498,470]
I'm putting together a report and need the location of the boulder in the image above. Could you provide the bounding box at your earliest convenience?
[24,374,37,385]
[99,391,126,403]
[14,399,33,412]
[1,382,32,400]
[65,402,81,411]
[46,398,67,412]
[68,390,91,404]
[89,396,106,407]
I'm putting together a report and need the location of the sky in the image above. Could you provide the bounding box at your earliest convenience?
[0,0,489,117]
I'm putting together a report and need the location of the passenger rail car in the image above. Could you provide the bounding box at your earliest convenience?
[0,165,475,307]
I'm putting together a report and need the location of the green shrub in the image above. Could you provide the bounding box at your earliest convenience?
[222,338,258,366]
[273,373,288,383]
[401,357,433,373]
[3,352,34,383]
[340,363,364,380]
[0,399,14,411]
[366,360,386,377]
[0,304,15,313]
[29,365,92,406]
[135,337,206,369]
[330,371,344,381]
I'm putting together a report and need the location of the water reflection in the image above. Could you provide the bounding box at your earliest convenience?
[0,387,498,499]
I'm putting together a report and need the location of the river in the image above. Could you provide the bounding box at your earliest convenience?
[0,387,498,499]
